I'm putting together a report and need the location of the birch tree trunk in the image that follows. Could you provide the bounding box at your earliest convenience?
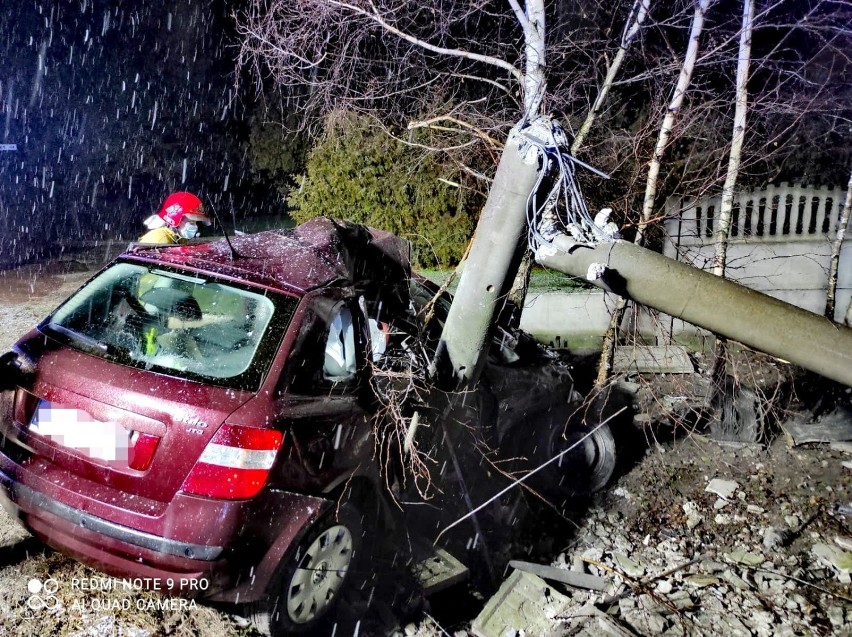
[708,0,755,437]
[635,0,712,246]
[596,0,712,387]
[518,0,547,117]
[825,171,852,320]
[571,0,651,153]
[712,0,754,277]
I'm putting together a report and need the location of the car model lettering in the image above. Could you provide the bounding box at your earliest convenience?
[177,414,208,434]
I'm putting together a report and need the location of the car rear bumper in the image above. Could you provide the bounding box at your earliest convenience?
[0,462,331,602]
[0,468,225,595]
[0,475,222,560]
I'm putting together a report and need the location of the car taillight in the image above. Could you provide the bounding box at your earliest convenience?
[128,432,160,471]
[180,424,283,500]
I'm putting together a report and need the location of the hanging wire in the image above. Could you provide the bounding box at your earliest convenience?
[516,118,616,252]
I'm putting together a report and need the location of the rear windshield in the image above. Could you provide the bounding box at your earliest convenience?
[41,261,296,390]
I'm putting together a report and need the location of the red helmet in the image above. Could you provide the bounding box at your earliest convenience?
[157,192,210,228]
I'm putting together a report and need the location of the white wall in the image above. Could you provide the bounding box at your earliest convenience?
[664,183,851,323]
[519,290,700,350]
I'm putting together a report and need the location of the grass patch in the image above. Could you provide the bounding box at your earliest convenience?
[418,267,592,294]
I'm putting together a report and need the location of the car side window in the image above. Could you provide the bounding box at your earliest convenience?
[280,297,364,396]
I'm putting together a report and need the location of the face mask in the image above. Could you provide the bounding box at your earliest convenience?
[178,222,199,239]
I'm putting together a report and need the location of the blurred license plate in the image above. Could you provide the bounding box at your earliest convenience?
[30,399,131,462]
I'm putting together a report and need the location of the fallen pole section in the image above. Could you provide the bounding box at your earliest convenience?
[536,234,852,387]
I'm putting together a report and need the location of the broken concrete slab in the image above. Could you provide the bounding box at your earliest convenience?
[636,591,694,615]
[834,536,852,551]
[612,553,646,579]
[508,560,609,591]
[683,574,722,587]
[622,607,667,635]
[565,601,634,637]
[682,501,703,530]
[722,569,750,590]
[726,548,765,567]
[613,345,695,374]
[470,570,570,637]
[812,543,852,584]
[412,548,469,595]
[705,478,739,500]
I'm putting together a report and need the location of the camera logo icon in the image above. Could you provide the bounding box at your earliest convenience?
[26,578,60,611]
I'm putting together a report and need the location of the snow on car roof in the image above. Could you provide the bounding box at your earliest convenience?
[125,217,412,296]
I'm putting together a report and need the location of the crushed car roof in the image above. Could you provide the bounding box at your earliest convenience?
[125,217,412,295]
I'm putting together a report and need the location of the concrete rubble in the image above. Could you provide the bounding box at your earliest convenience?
[457,435,852,637]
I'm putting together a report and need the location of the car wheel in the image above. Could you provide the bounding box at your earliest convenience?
[251,504,364,636]
[551,419,617,494]
[520,408,617,498]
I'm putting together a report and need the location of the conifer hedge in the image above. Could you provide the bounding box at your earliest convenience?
[288,112,480,268]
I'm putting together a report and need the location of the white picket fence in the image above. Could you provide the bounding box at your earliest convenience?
[665,183,847,242]
[664,183,851,323]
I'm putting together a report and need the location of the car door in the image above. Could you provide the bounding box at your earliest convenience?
[271,292,375,494]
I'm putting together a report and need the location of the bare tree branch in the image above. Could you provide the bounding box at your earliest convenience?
[638,0,714,245]
[572,0,652,153]
[407,114,503,150]
[324,0,523,80]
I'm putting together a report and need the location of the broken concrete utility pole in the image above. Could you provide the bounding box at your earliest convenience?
[431,122,543,387]
[536,235,852,388]
[431,0,550,390]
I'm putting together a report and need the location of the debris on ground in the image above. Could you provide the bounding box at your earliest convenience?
[780,412,852,447]
[507,560,609,592]
[460,433,851,637]
[471,570,573,637]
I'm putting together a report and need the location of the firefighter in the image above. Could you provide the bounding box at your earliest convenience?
[139,192,211,244]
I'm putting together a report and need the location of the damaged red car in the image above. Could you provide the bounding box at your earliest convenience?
[0,218,617,635]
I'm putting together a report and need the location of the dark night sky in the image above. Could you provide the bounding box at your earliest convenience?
[2,0,849,268]
[0,1,265,266]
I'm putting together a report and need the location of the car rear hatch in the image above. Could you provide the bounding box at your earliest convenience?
[6,345,253,511]
[0,259,297,513]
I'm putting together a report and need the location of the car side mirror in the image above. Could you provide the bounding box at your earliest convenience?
[0,349,36,391]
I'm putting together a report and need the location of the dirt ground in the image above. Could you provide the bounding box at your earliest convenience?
[0,260,850,637]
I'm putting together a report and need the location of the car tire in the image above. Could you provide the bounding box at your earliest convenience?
[552,418,617,495]
[522,407,618,498]
[250,503,365,636]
